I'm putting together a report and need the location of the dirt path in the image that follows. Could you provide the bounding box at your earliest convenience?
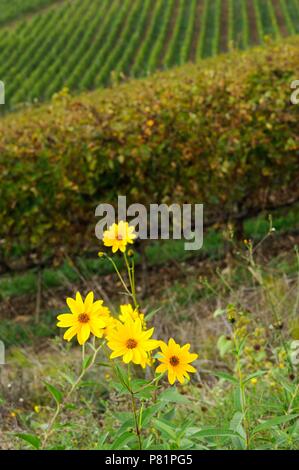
[272,0,289,36]
[219,0,229,53]
[158,0,180,68]
[246,0,259,45]
[189,0,205,62]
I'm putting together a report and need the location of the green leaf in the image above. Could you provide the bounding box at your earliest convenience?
[237,336,247,355]
[111,380,128,395]
[82,354,93,369]
[244,370,266,384]
[113,411,132,423]
[59,372,75,386]
[98,432,109,447]
[44,382,63,404]
[143,435,154,449]
[131,379,155,399]
[231,434,246,450]
[111,431,134,450]
[211,371,238,383]
[159,387,190,404]
[217,335,233,358]
[141,403,162,427]
[118,418,135,434]
[192,428,241,439]
[234,386,243,412]
[145,307,161,322]
[253,414,299,434]
[16,433,40,449]
[114,364,129,389]
[229,412,246,450]
[153,418,177,440]
[230,411,244,432]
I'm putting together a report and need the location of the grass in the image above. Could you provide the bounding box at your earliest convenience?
[1,203,298,301]
[1,230,299,449]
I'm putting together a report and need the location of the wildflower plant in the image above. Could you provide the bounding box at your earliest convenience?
[19,221,198,450]
[15,222,299,451]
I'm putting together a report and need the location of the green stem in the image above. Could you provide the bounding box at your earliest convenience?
[127,364,142,450]
[124,252,138,308]
[234,333,250,449]
[130,391,142,450]
[107,255,133,298]
[41,341,104,449]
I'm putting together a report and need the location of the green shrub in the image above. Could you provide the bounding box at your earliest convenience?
[0,38,299,267]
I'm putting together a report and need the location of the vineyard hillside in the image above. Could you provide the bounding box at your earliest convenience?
[1,36,299,268]
[0,0,299,110]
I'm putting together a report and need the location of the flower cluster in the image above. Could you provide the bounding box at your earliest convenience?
[57,221,198,385]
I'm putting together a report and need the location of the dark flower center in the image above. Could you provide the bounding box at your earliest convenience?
[169,355,180,366]
[78,313,90,323]
[126,338,137,349]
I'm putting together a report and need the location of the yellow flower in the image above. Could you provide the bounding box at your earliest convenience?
[107,317,158,368]
[102,315,119,338]
[250,378,258,385]
[34,405,41,413]
[57,291,110,345]
[156,338,198,385]
[103,221,136,253]
[119,304,145,327]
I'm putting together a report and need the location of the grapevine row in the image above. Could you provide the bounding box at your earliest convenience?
[0,0,296,110]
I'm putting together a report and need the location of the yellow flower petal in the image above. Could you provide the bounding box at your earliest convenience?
[57,314,75,327]
[168,368,176,385]
[84,291,94,311]
[66,297,82,314]
[77,324,90,345]
[123,350,133,363]
[63,325,79,341]
[156,363,168,373]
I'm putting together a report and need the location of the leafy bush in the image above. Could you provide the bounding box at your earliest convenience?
[0,38,299,267]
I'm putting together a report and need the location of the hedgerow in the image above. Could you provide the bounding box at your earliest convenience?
[0,38,299,268]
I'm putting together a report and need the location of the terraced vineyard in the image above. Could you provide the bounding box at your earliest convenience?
[0,0,299,109]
